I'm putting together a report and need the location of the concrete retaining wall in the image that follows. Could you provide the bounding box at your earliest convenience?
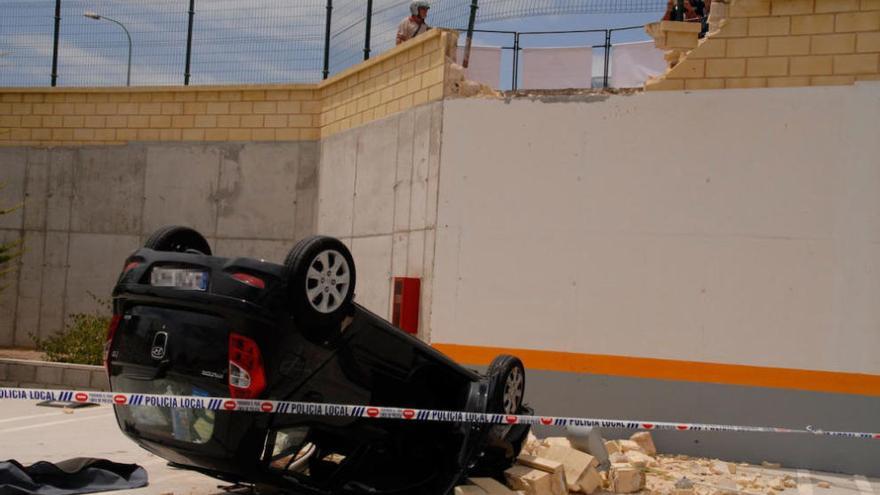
[0,358,108,391]
[316,101,443,339]
[0,141,319,345]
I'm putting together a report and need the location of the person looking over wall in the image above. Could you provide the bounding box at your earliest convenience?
[662,0,711,37]
[397,1,431,45]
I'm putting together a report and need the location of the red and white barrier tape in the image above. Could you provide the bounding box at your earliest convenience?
[1,387,877,440]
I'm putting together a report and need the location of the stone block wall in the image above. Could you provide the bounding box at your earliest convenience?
[0,29,455,147]
[647,0,880,90]
[318,29,453,137]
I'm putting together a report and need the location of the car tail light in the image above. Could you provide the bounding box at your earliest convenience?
[231,273,266,289]
[123,260,141,273]
[228,333,266,399]
[104,314,122,373]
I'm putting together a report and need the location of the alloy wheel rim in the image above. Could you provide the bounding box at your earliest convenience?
[503,366,524,414]
[305,249,350,314]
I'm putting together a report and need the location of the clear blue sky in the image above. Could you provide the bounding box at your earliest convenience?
[0,2,664,88]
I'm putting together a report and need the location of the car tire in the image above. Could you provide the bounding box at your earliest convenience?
[487,355,526,416]
[144,225,212,255]
[284,236,356,329]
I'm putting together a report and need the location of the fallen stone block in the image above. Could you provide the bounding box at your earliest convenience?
[535,444,601,493]
[504,465,560,495]
[605,440,622,455]
[817,482,831,489]
[470,477,517,494]
[456,485,489,495]
[542,437,573,449]
[629,431,657,456]
[609,464,646,494]
[617,440,645,454]
[516,455,566,495]
[625,450,658,468]
[566,426,611,470]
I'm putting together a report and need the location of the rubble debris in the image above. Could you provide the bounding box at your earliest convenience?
[609,463,646,493]
[567,426,611,469]
[505,464,562,495]
[630,432,657,456]
[455,486,489,495]
[761,462,781,469]
[535,445,602,493]
[625,450,659,468]
[710,461,735,475]
[543,437,575,449]
[817,481,831,489]
[517,455,567,495]
[468,477,518,494]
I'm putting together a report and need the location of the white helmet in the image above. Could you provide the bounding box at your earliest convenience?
[410,1,430,16]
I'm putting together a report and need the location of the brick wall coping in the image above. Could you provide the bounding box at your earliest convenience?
[0,29,445,95]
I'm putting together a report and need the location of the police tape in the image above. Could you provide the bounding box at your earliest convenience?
[1,386,877,440]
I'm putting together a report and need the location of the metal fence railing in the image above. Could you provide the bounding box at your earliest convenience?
[0,0,666,87]
[463,26,648,90]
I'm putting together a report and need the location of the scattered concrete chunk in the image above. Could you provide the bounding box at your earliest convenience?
[630,432,657,456]
[609,464,646,494]
[470,477,517,494]
[504,465,559,495]
[675,477,695,489]
[710,460,736,475]
[535,444,601,493]
[817,482,831,489]
[762,461,782,468]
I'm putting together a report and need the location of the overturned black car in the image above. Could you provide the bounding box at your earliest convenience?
[106,226,531,494]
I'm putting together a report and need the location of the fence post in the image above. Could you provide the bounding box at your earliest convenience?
[364,0,373,60]
[512,32,520,91]
[184,0,195,85]
[462,0,479,68]
[323,0,332,79]
[603,29,611,88]
[51,0,61,86]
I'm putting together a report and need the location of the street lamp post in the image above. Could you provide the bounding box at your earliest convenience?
[84,12,132,86]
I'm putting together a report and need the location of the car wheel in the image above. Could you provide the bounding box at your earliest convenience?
[284,236,356,329]
[488,355,525,416]
[144,225,212,255]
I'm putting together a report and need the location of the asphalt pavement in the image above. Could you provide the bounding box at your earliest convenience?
[1,398,877,495]
[0,400,231,494]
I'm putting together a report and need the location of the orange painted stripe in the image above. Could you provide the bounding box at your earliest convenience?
[432,343,880,397]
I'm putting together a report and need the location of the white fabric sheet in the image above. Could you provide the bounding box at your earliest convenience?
[610,41,667,88]
[520,47,592,90]
[456,46,502,89]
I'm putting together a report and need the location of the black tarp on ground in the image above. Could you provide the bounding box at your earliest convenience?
[0,458,147,495]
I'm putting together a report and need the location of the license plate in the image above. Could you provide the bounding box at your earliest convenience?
[151,267,209,291]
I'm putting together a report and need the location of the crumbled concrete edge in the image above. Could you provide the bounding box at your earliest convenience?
[0,358,109,391]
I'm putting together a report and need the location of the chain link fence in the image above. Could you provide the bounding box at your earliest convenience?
[0,0,665,87]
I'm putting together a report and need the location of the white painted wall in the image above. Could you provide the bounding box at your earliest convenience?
[431,83,880,375]
[316,102,443,339]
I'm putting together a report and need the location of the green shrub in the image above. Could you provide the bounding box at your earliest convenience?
[32,294,111,365]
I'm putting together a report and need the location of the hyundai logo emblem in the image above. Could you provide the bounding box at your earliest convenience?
[151,331,168,360]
